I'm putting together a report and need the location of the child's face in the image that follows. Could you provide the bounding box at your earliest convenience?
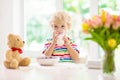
[52,21,68,34]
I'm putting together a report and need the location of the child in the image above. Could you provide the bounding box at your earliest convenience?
[43,11,79,62]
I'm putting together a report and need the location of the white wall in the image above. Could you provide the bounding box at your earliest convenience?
[0,0,14,65]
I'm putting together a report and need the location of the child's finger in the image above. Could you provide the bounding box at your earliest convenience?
[63,35,67,39]
[63,36,67,41]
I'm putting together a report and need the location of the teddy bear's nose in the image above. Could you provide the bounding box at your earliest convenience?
[23,41,25,44]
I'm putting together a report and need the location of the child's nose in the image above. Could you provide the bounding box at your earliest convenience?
[58,31,64,34]
[56,29,61,32]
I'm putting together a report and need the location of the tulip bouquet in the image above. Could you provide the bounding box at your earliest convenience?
[82,10,120,74]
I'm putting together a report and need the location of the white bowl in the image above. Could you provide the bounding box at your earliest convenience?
[36,56,59,66]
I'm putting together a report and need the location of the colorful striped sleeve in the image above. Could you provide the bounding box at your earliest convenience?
[71,43,80,53]
[42,43,51,54]
[42,38,53,54]
[68,37,80,53]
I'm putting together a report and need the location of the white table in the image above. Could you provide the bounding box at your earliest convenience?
[0,62,119,80]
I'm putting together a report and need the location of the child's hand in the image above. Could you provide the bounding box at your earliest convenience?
[52,31,59,44]
[63,35,70,45]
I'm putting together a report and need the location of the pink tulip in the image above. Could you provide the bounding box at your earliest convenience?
[83,19,92,28]
[106,12,113,24]
[90,16,103,28]
[87,19,92,27]
[91,20,100,28]
[112,21,120,30]
[96,16,103,26]
[116,15,120,21]
[104,21,111,28]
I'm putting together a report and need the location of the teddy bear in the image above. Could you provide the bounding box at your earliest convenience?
[3,33,31,69]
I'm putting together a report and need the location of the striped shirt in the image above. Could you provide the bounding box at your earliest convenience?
[43,38,79,62]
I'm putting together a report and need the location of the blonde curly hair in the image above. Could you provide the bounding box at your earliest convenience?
[50,11,72,30]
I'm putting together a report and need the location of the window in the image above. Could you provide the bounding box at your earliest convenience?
[99,0,120,13]
[24,0,56,52]
[63,0,90,58]
[64,0,90,19]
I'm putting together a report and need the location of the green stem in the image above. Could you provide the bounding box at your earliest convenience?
[102,50,115,73]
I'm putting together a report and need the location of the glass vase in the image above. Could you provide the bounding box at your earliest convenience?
[102,50,115,74]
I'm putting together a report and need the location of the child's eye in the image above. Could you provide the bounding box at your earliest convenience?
[61,25,65,28]
[54,26,58,28]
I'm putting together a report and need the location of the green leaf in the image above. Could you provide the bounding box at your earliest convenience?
[85,30,106,49]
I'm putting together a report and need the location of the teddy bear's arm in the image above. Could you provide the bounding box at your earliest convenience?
[6,50,13,61]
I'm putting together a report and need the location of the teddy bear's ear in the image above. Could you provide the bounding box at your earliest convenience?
[8,33,14,40]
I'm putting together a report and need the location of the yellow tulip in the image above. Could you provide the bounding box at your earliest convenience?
[108,39,116,48]
[101,10,106,23]
[82,23,89,32]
